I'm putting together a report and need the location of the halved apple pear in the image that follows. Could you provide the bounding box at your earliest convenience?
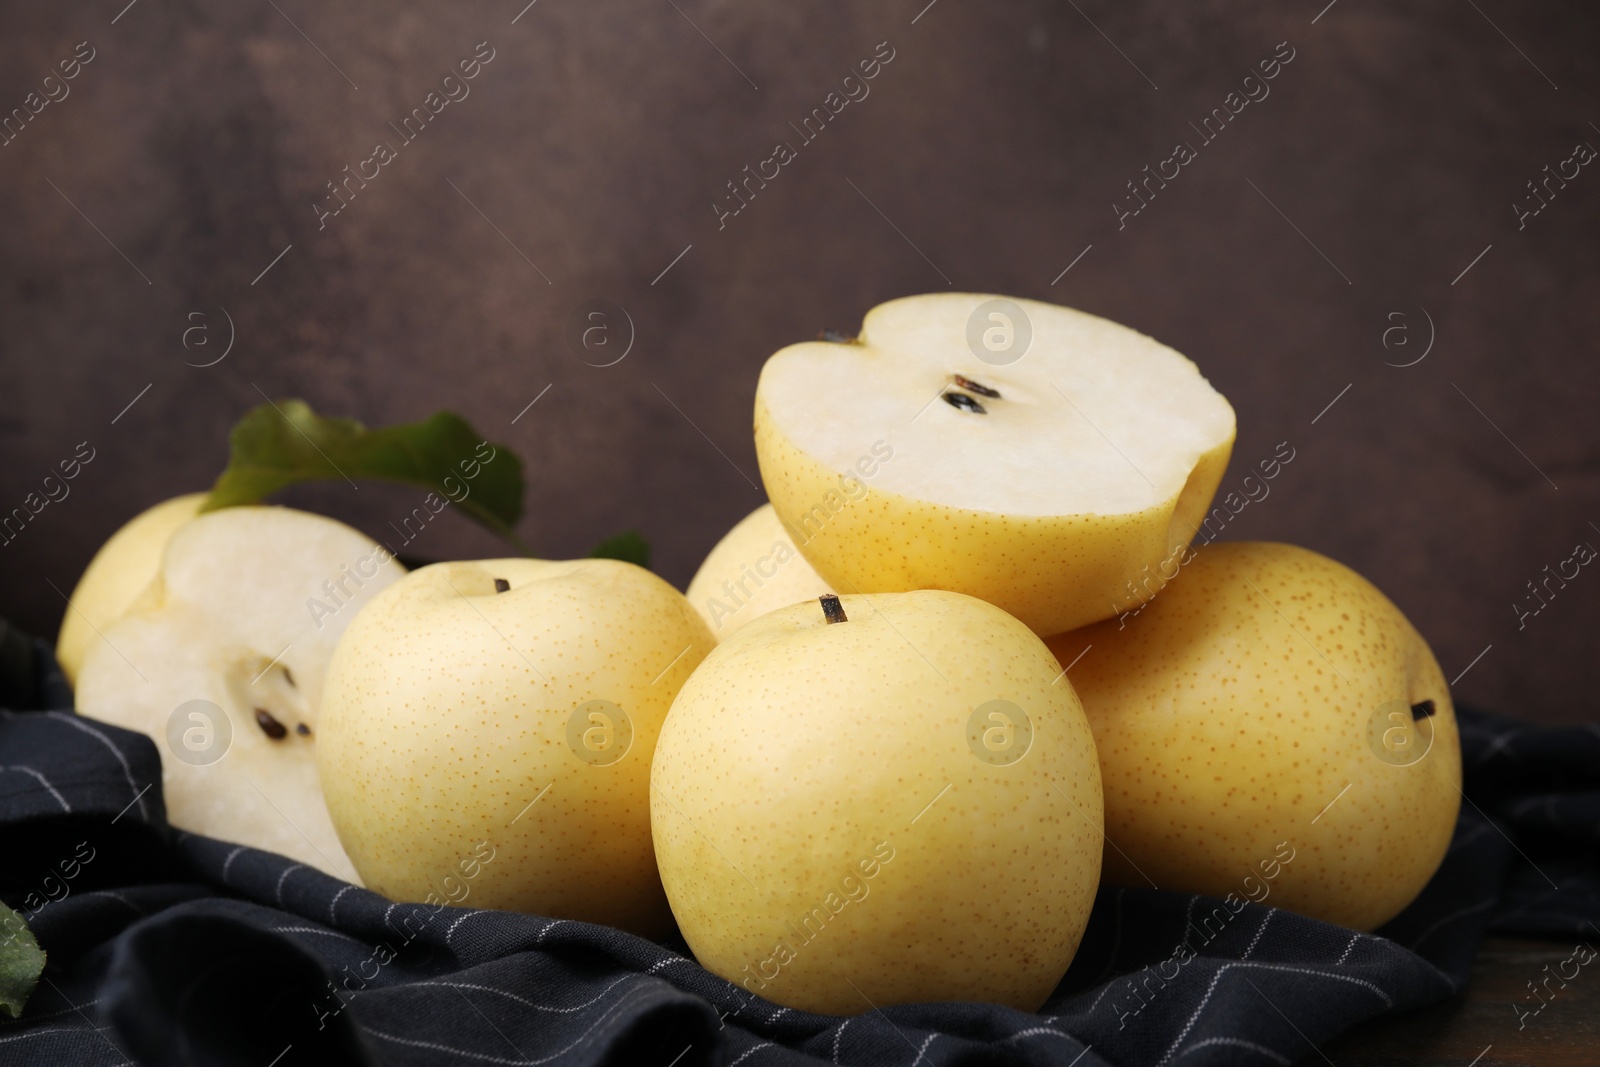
[754,293,1236,635]
[74,506,402,879]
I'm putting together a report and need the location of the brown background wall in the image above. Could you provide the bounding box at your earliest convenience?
[1,1,1595,723]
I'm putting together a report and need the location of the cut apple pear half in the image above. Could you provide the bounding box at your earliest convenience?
[754,293,1237,635]
[74,506,403,880]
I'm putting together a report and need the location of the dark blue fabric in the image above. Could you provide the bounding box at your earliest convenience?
[2,633,1596,1066]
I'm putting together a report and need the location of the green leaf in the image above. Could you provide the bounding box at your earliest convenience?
[202,400,530,553]
[588,529,650,569]
[0,905,45,1019]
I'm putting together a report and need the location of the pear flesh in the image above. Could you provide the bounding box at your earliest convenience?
[74,506,403,880]
[754,292,1236,635]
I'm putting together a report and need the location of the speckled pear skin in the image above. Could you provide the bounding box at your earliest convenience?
[685,503,833,641]
[1047,541,1461,932]
[756,405,1233,636]
[316,558,715,937]
[751,291,1237,639]
[650,590,1104,1015]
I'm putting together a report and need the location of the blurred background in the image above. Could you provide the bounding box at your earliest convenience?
[0,1,1595,723]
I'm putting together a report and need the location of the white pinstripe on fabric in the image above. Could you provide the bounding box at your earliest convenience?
[403,975,637,1015]
[1000,1024,1079,1044]
[645,956,694,974]
[2,765,71,811]
[1241,911,1273,960]
[1333,931,1365,966]
[1158,960,1395,1066]
[220,846,245,882]
[273,864,304,908]
[728,1041,773,1065]
[365,980,671,1064]
[1173,1036,1292,1063]
[46,712,148,820]
[445,909,490,944]
[272,925,367,946]
[0,1027,75,1045]
[327,883,355,924]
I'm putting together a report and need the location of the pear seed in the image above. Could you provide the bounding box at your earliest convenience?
[953,374,1000,398]
[255,708,288,740]
[942,391,987,414]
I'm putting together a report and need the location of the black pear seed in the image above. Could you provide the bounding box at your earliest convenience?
[255,708,288,740]
[942,391,987,414]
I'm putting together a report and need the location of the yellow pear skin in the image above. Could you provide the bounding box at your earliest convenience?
[652,590,1103,1014]
[685,503,833,641]
[1047,541,1461,932]
[57,492,206,685]
[317,558,715,936]
[753,293,1236,636]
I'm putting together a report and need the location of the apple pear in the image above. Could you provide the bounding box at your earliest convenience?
[75,506,403,879]
[651,590,1104,1014]
[56,493,206,686]
[685,503,832,641]
[1046,541,1461,931]
[316,558,715,935]
[754,293,1236,635]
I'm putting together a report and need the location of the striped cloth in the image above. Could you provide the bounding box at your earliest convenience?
[1,632,1595,1066]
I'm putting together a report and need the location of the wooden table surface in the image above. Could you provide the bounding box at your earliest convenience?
[1326,937,1598,1066]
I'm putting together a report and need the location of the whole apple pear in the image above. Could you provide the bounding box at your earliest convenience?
[317,558,714,936]
[652,590,1103,1014]
[685,503,832,641]
[1046,541,1461,931]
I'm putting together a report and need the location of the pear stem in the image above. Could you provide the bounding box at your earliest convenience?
[819,594,848,624]
[493,578,510,593]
